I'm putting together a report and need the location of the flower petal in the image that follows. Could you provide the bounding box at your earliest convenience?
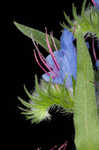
[92,0,99,10]
[42,49,76,88]
[60,29,77,78]
[60,28,75,50]
[42,28,77,90]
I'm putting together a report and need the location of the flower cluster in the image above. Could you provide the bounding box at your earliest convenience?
[34,28,77,93]
[33,0,99,92]
[34,28,99,94]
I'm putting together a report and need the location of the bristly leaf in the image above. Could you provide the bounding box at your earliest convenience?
[14,22,60,52]
[63,0,99,38]
[72,4,78,21]
[18,96,33,108]
[18,76,75,123]
[81,0,87,16]
[64,12,74,27]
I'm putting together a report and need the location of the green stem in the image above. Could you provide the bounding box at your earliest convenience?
[74,33,99,150]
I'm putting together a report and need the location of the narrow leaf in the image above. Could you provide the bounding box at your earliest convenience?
[14,22,60,52]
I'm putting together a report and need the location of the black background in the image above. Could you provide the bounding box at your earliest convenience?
[7,0,91,150]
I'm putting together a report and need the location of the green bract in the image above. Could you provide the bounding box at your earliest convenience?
[18,76,75,123]
[62,0,99,38]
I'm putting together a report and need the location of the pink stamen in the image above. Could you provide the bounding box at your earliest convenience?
[92,38,97,61]
[50,145,57,150]
[33,40,57,77]
[63,142,67,150]
[45,28,60,70]
[31,36,47,65]
[31,35,57,78]
[37,142,67,150]
[92,0,96,6]
[84,35,88,40]
[34,50,50,76]
[50,32,58,51]
[58,141,67,150]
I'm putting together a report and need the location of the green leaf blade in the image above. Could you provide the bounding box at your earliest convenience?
[14,22,60,52]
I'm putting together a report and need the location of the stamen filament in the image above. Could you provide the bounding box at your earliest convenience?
[34,50,50,76]
[58,141,67,150]
[34,42,56,76]
[50,32,58,51]
[92,0,96,6]
[45,28,60,70]
[50,145,57,150]
[31,36,57,77]
[92,38,97,61]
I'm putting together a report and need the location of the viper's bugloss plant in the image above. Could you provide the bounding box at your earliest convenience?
[15,0,99,149]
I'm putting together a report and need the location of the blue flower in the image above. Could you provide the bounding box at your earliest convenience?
[92,0,99,10]
[33,28,77,91]
[41,29,77,91]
